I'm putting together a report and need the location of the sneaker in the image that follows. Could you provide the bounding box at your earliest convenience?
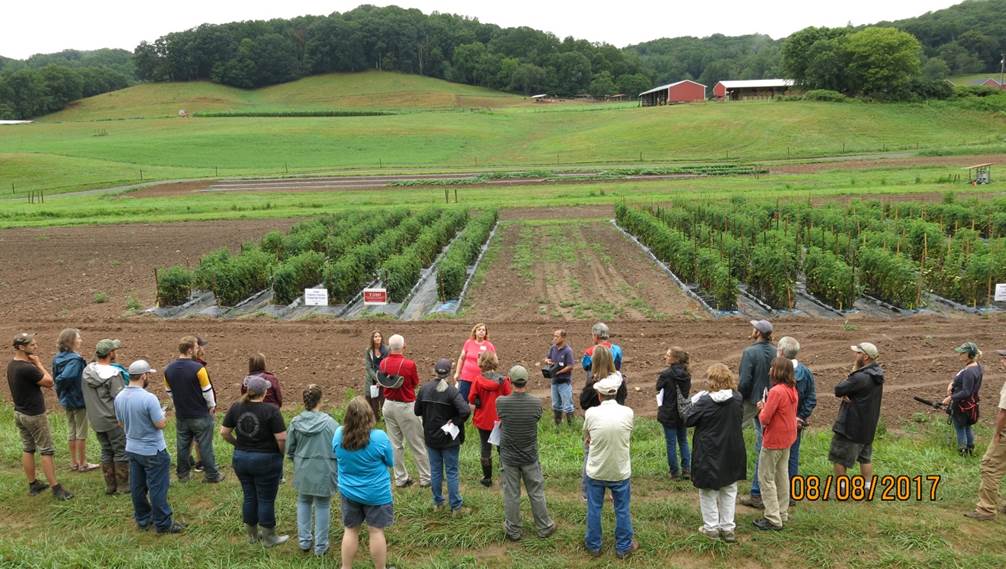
[964,510,995,521]
[740,495,765,509]
[203,472,226,484]
[752,518,782,531]
[698,526,720,539]
[433,503,446,512]
[719,530,737,543]
[313,548,328,557]
[52,485,74,501]
[156,521,186,534]
[451,507,472,518]
[681,469,691,481]
[505,532,522,542]
[616,540,639,560]
[396,479,414,488]
[193,461,205,473]
[28,479,50,496]
[177,473,191,482]
[137,523,151,532]
[538,524,557,538]
[419,481,431,488]
[584,544,602,558]
[479,478,492,488]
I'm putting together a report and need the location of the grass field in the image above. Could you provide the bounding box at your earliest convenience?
[0,400,1001,569]
[3,72,1006,196]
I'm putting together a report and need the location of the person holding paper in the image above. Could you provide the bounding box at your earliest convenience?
[414,358,471,516]
[496,365,556,541]
[468,351,512,487]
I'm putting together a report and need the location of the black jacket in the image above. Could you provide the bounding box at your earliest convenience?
[737,340,776,404]
[580,374,628,410]
[680,389,746,490]
[656,364,691,428]
[832,362,885,444]
[414,379,471,449]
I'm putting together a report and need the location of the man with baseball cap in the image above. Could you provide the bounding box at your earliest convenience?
[964,348,1006,520]
[738,320,776,509]
[115,360,184,533]
[82,338,129,494]
[496,365,556,541]
[829,342,885,486]
[414,357,471,515]
[8,333,73,500]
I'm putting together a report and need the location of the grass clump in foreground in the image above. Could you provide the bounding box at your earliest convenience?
[0,402,1002,568]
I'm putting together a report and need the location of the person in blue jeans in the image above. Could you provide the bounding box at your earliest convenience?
[943,342,983,457]
[287,384,339,556]
[657,347,692,479]
[546,329,575,426]
[414,358,471,515]
[164,336,223,483]
[221,376,289,547]
[583,373,637,559]
[777,337,817,482]
[114,360,184,534]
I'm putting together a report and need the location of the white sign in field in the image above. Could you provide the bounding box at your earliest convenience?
[364,288,389,305]
[995,283,1006,302]
[304,288,329,306]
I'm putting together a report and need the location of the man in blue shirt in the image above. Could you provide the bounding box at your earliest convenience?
[546,329,575,426]
[115,360,183,534]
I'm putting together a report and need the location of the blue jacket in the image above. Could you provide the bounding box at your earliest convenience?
[53,351,86,410]
[794,362,817,422]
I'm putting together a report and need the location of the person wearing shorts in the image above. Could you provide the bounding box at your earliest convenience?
[333,397,396,569]
[828,342,884,492]
[8,332,73,500]
[52,328,99,472]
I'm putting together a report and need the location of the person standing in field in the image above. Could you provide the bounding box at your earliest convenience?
[496,365,556,541]
[738,320,776,509]
[545,329,575,426]
[241,353,283,408]
[287,384,339,556]
[468,350,512,487]
[944,342,983,457]
[581,322,623,384]
[829,342,885,490]
[81,338,129,495]
[414,358,471,515]
[657,347,692,481]
[52,328,99,472]
[454,323,496,402]
[776,337,817,484]
[679,363,746,543]
[582,372,637,559]
[753,357,798,531]
[221,376,289,547]
[579,345,621,501]
[379,334,431,488]
[115,359,184,534]
[188,336,212,472]
[164,335,224,483]
[965,349,1006,520]
[364,331,389,421]
[333,397,396,569]
[8,333,73,500]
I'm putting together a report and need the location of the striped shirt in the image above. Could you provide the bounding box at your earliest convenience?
[496,391,543,466]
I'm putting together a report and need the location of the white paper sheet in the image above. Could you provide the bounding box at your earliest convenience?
[441,421,461,440]
[656,388,664,407]
[488,420,502,446]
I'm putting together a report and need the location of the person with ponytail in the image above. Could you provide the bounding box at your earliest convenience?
[944,342,983,457]
[287,385,339,556]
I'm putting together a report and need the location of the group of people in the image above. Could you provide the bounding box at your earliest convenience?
[8,318,1006,567]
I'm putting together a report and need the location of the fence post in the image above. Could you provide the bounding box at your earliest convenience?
[140,170,143,181]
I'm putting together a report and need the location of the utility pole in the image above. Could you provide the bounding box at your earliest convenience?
[1000,52,1005,90]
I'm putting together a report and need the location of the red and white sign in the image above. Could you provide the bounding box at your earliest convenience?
[364,288,388,305]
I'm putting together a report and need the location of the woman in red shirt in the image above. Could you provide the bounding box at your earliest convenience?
[754,356,798,531]
[468,351,511,487]
[454,323,495,402]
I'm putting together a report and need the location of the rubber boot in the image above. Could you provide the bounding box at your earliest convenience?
[246,524,259,544]
[480,458,493,487]
[101,462,117,495]
[553,410,563,426]
[259,526,289,548]
[114,461,131,494]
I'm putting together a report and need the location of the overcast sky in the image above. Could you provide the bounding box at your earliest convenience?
[3,0,962,60]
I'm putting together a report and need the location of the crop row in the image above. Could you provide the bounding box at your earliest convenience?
[436,210,499,300]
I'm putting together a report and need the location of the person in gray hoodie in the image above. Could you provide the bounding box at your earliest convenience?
[82,338,128,494]
[287,384,339,556]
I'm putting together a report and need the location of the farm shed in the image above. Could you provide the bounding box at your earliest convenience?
[639,80,707,106]
[973,79,1005,90]
[713,79,795,100]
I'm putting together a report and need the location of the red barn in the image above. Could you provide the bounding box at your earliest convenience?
[975,78,1005,90]
[713,79,795,100]
[639,80,706,106]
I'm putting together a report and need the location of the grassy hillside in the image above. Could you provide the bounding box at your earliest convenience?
[44,71,528,121]
[4,97,1006,196]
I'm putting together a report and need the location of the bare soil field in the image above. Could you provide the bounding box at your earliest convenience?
[772,153,1005,174]
[1,214,1003,433]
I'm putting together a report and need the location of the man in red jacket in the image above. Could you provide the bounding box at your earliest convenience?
[380,334,430,488]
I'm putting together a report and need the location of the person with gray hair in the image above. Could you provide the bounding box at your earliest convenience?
[776,337,816,483]
[581,323,623,383]
[379,334,431,488]
[738,320,776,509]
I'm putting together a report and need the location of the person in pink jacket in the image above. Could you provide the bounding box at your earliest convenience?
[754,356,798,531]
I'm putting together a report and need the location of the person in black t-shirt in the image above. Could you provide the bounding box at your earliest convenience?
[221,375,288,547]
[7,333,73,500]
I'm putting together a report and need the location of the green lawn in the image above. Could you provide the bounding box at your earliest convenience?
[0,401,1001,568]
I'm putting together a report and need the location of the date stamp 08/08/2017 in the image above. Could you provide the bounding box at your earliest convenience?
[790,475,942,502]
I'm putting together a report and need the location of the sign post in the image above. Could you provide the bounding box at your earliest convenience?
[364,288,388,306]
[304,288,329,306]
[994,283,1006,302]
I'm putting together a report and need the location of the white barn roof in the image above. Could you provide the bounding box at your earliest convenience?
[639,80,707,97]
[718,79,794,89]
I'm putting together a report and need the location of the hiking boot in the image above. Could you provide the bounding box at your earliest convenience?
[177,472,191,482]
[156,521,186,534]
[680,469,691,481]
[396,479,414,488]
[753,518,782,531]
[28,479,50,496]
[539,524,557,538]
[740,495,764,509]
[964,510,995,521]
[698,526,720,539]
[419,481,431,488]
[246,524,259,544]
[565,412,574,426]
[584,544,602,558]
[451,507,472,518]
[203,472,226,484]
[259,526,289,548]
[480,458,493,487]
[616,540,639,560]
[52,484,74,501]
[719,530,737,543]
[553,410,563,426]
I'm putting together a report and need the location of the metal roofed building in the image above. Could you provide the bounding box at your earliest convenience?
[639,80,707,106]
[713,79,795,101]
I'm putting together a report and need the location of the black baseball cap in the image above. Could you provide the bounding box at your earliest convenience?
[434,358,452,375]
